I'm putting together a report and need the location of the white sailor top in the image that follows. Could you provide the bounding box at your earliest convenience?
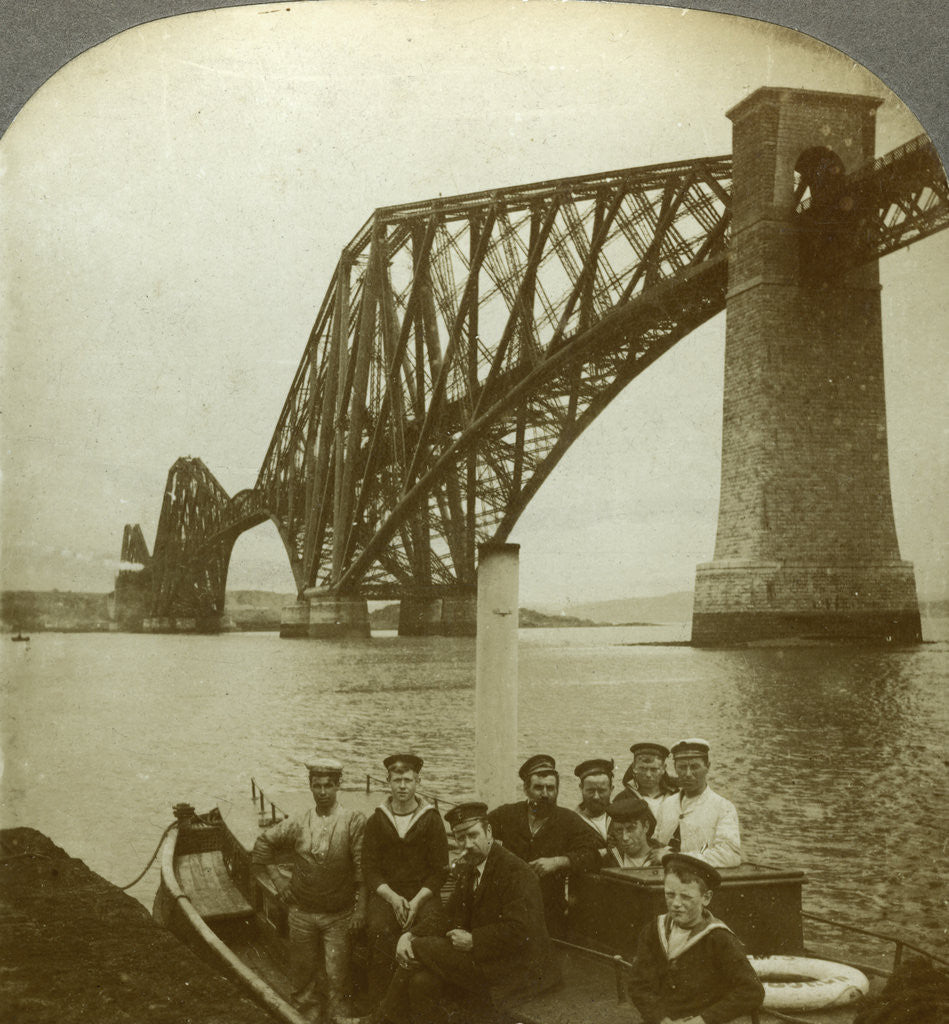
[653,786,741,867]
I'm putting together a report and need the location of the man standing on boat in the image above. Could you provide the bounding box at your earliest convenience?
[251,756,367,1024]
[622,741,679,816]
[487,754,599,937]
[627,853,764,1024]
[573,757,615,852]
[654,739,741,868]
[373,801,559,1024]
[361,753,449,1013]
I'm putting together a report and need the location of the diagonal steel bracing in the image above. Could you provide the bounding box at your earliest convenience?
[128,131,948,622]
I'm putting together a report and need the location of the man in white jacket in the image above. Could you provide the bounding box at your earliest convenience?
[654,738,741,867]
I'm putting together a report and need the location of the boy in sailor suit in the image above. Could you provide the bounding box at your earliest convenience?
[627,853,764,1024]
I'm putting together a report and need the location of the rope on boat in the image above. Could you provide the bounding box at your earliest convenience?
[117,821,177,890]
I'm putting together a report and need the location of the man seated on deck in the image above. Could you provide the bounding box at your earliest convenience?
[361,753,449,1014]
[573,757,615,853]
[487,754,599,937]
[654,739,741,868]
[627,853,764,1024]
[604,792,668,868]
[371,801,559,1024]
[622,741,679,816]
[251,756,367,1024]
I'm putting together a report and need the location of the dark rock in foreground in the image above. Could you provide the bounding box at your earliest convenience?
[0,828,271,1024]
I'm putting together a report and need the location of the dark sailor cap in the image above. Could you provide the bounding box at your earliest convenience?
[383,752,424,773]
[607,792,656,832]
[445,801,489,829]
[629,742,671,760]
[518,754,558,781]
[574,757,615,780]
[671,737,711,758]
[662,852,722,890]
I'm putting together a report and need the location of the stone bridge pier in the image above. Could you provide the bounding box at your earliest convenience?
[692,88,921,645]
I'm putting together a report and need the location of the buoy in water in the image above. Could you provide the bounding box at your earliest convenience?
[748,955,869,1012]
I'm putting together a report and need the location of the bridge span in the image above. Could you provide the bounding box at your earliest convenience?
[113,87,948,643]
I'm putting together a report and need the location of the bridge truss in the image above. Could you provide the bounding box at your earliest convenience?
[130,132,947,623]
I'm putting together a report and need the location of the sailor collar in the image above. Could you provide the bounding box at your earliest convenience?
[377,796,434,834]
[657,911,731,960]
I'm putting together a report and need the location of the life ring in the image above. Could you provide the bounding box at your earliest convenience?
[748,956,869,1012]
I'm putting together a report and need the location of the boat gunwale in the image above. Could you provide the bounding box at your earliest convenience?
[159,821,308,1024]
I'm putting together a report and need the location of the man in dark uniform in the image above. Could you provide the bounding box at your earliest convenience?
[361,753,449,1011]
[573,757,615,853]
[487,754,599,937]
[621,741,678,816]
[379,801,559,1024]
[627,853,764,1024]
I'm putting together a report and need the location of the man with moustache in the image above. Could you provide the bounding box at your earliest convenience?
[361,753,449,1011]
[252,756,367,1023]
[622,741,679,816]
[573,757,615,851]
[487,754,599,937]
[654,739,741,868]
[377,801,559,1024]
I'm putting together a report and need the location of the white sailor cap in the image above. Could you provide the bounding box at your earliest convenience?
[306,756,344,777]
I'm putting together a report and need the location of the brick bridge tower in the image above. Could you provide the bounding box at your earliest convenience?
[692,88,922,645]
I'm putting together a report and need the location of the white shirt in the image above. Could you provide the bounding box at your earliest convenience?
[654,785,741,867]
[575,804,610,841]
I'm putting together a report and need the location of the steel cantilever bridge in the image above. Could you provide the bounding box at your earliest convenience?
[114,93,948,637]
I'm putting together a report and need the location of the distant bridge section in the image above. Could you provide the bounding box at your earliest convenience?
[113,88,948,639]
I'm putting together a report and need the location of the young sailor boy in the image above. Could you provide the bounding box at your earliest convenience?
[627,853,764,1024]
[361,753,449,1009]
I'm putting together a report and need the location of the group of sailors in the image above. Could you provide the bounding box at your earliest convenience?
[252,739,762,1024]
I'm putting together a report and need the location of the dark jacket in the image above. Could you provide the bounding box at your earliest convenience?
[628,912,765,1024]
[447,842,560,1006]
[488,801,599,933]
[361,800,449,899]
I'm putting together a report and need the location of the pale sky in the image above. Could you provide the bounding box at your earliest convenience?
[2,0,947,607]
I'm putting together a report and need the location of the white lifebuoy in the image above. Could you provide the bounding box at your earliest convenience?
[748,955,870,1012]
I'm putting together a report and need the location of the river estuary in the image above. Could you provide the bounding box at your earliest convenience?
[2,620,947,955]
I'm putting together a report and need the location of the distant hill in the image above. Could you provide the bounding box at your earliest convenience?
[5,588,946,633]
[535,591,694,625]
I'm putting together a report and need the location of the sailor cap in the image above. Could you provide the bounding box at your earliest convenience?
[383,752,424,773]
[445,801,489,829]
[574,758,615,780]
[629,742,671,760]
[662,852,722,890]
[518,754,558,781]
[671,738,711,758]
[306,756,344,776]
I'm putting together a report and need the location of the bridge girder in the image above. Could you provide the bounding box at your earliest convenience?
[118,124,948,626]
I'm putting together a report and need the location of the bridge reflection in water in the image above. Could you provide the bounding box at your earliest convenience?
[113,88,948,643]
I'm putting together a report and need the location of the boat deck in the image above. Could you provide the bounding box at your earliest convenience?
[181,790,887,1024]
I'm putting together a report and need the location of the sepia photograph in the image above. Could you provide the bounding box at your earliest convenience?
[2,1,947,1022]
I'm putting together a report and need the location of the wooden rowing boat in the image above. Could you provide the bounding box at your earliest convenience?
[153,778,947,1024]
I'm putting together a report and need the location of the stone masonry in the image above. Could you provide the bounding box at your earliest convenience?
[692,88,921,645]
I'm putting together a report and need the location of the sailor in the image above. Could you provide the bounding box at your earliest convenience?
[251,756,367,1024]
[622,741,678,815]
[361,753,449,1012]
[487,754,600,937]
[573,757,615,848]
[604,792,668,869]
[378,801,559,1024]
[654,739,741,867]
[627,852,764,1024]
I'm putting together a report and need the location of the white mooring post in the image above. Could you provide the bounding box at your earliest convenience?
[475,542,519,810]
